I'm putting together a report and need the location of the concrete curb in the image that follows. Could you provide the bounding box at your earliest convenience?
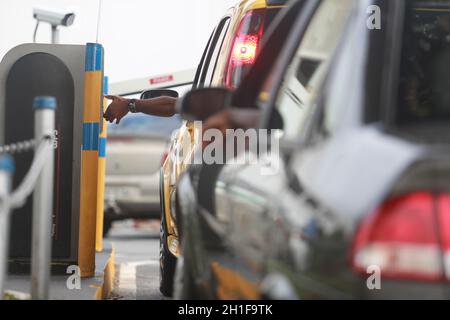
[4,240,115,300]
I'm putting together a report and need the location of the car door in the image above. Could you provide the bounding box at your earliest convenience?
[162,16,232,242]
[215,0,356,299]
[203,0,312,299]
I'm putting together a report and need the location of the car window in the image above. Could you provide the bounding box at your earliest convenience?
[396,2,450,125]
[273,0,353,141]
[193,30,214,89]
[197,17,231,87]
[318,0,385,136]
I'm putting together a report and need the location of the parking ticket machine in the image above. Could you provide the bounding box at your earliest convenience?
[0,43,104,277]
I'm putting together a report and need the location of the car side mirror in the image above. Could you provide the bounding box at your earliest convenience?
[176,87,232,121]
[140,89,179,100]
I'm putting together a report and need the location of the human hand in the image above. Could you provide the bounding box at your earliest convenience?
[104,95,130,124]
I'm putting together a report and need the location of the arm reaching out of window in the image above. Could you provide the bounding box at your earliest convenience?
[104,95,178,124]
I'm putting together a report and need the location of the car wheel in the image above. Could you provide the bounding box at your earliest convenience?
[103,217,113,237]
[159,212,177,297]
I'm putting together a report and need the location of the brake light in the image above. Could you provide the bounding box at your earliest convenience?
[351,192,449,282]
[231,35,259,64]
[225,9,266,88]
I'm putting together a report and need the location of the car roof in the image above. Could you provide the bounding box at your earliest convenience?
[234,0,287,11]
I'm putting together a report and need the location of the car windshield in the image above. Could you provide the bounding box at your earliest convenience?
[108,113,182,138]
[397,1,450,124]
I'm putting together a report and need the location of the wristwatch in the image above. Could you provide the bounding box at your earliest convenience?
[128,99,137,113]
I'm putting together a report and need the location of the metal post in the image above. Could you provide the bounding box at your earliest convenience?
[51,25,59,44]
[0,156,14,300]
[96,76,109,252]
[31,96,56,300]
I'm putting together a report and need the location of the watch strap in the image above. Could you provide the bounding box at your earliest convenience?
[128,99,137,113]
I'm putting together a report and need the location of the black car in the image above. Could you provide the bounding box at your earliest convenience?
[175,0,450,299]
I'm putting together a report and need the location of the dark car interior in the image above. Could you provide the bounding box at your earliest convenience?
[397,3,450,130]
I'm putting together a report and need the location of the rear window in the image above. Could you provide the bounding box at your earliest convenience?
[108,114,182,138]
[397,1,450,124]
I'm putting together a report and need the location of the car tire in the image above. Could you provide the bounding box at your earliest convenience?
[103,217,113,237]
[159,214,177,297]
[159,171,177,297]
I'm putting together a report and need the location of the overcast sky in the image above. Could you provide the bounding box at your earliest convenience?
[0,0,237,83]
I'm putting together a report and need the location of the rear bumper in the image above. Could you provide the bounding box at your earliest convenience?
[104,199,160,220]
[108,200,160,218]
[361,278,450,300]
[291,269,450,299]
[104,174,160,220]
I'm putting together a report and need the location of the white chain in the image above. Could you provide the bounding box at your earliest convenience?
[0,139,38,155]
[0,136,54,209]
[8,137,53,208]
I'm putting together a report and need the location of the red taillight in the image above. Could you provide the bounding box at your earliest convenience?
[225,9,266,88]
[351,192,449,282]
[231,34,259,65]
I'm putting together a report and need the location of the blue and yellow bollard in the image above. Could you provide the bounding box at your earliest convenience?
[79,43,104,277]
[96,76,108,252]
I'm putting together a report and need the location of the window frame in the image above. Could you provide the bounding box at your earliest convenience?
[308,0,400,139]
[195,16,231,88]
[255,0,321,127]
[310,0,394,140]
[270,0,399,147]
[261,0,357,145]
[192,30,214,89]
[208,18,231,85]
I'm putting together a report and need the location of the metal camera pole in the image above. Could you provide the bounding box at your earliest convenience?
[51,25,59,44]
[31,96,56,300]
[0,156,14,300]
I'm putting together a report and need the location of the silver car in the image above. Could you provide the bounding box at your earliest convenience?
[103,99,182,235]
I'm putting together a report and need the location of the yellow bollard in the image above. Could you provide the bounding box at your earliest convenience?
[96,76,108,252]
[79,43,104,277]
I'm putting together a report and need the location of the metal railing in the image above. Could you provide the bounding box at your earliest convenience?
[0,96,56,300]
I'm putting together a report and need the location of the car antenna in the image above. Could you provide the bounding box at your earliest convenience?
[95,0,103,44]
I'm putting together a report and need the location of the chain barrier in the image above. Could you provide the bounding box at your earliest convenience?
[0,136,54,207]
[0,96,58,301]
[0,139,38,155]
[7,136,54,208]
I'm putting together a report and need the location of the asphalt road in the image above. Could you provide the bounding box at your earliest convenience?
[107,220,165,300]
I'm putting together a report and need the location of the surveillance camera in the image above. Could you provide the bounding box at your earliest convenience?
[33,8,75,27]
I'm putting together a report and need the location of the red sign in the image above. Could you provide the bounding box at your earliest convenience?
[149,74,174,85]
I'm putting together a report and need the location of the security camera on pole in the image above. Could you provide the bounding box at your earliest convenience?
[32,8,75,44]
